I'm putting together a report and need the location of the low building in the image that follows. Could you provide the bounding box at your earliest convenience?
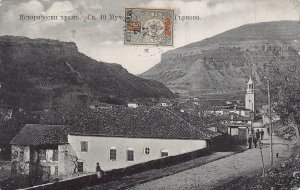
[227,123,250,145]
[127,102,139,108]
[10,124,75,182]
[205,106,251,117]
[69,107,214,172]
[218,113,252,125]
[10,107,217,181]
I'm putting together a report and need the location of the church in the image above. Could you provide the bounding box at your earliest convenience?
[245,77,255,113]
[226,77,256,145]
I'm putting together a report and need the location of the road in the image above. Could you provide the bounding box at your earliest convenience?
[130,135,293,190]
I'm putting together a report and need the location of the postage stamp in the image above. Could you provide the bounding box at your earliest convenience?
[124,8,174,46]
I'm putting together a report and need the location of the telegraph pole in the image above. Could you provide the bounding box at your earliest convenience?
[251,103,254,135]
[268,80,274,166]
[260,145,265,177]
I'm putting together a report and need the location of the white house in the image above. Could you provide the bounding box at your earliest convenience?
[69,107,213,172]
[127,102,139,108]
[11,107,216,181]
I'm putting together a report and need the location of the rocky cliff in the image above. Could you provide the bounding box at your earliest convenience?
[141,21,300,99]
[0,36,174,110]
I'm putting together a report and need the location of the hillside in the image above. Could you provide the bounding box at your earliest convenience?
[0,36,174,110]
[141,21,300,99]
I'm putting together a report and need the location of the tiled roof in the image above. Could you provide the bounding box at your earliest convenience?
[207,105,250,111]
[176,112,224,136]
[218,113,251,121]
[10,124,69,146]
[10,107,217,146]
[71,107,213,140]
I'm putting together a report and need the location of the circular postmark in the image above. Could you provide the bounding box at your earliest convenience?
[143,18,165,38]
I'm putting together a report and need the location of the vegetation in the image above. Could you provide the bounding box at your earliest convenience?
[262,47,300,143]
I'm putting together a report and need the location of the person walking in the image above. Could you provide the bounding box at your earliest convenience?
[248,135,253,149]
[253,137,258,148]
[256,129,260,140]
[96,162,105,179]
[260,129,265,140]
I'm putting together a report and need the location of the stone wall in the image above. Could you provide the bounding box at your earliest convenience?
[58,144,78,179]
[11,145,31,176]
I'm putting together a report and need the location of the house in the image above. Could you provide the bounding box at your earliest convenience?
[226,123,249,145]
[127,102,139,108]
[10,124,75,182]
[69,107,214,172]
[216,113,252,145]
[218,113,252,125]
[0,106,13,121]
[10,107,217,181]
[160,102,172,107]
[205,106,251,117]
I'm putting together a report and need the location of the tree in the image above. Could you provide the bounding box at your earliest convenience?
[263,48,300,142]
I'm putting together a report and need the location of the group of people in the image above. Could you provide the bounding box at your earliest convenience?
[248,129,265,149]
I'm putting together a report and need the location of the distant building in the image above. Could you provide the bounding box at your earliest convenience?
[227,123,249,145]
[127,102,139,108]
[206,106,251,117]
[218,113,252,125]
[0,106,13,121]
[160,101,172,107]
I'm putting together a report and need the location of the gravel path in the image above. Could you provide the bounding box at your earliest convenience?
[130,135,293,190]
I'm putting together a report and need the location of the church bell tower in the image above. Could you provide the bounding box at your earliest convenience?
[245,77,255,112]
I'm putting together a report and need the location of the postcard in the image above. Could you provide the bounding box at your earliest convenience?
[0,0,300,189]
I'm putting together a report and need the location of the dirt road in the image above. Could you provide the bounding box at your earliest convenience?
[130,135,293,190]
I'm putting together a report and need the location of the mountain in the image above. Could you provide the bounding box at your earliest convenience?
[141,21,300,99]
[0,36,174,110]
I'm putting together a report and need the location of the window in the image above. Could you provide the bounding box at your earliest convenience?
[80,141,88,152]
[46,150,53,161]
[161,149,168,157]
[127,148,134,161]
[39,150,46,161]
[144,147,150,155]
[53,149,58,161]
[109,147,117,161]
[77,162,83,173]
[19,150,24,162]
[55,166,58,177]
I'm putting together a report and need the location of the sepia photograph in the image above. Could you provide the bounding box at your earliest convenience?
[0,0,300,189]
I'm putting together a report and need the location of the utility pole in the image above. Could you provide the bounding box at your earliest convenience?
[268,80,274,166]
[251,103,254,135]
[260,145,265,177]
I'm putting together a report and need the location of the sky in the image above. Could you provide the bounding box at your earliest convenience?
[0,0,299,74]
